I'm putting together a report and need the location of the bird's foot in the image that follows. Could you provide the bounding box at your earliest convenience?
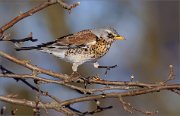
[65,71,84,82]
[70,71,81,77]
[66,72,93,89]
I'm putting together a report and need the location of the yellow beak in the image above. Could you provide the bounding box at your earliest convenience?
[114,35,125,40]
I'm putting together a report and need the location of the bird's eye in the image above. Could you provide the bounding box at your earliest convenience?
[107,33,114,38]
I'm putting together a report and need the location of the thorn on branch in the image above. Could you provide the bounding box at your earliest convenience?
[168,65,175,80]
[162,65,176,84]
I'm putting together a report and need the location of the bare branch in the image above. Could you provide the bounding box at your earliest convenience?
[162,65,176,84]
[0,32,37,44]
[1,52,180,115]
[0,0,80,36]
[0,83,179,115]
[0,51,67,79]
[57,0,80,13]
[0,0,179,115]
[119,96,158,115]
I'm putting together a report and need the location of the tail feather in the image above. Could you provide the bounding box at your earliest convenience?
[16,41,56,51]
[16,46,41,51]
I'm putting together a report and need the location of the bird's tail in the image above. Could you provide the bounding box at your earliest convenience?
[16,46,41,51]
[16,41,56,51]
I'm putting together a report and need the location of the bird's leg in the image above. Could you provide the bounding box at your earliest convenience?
[71,63,82,77]
[93,62,118,75]
[72,63,78,72]
[67,63,85,82]
[70,71,81,78]
[67,71,82,83]
[67,63,90,88]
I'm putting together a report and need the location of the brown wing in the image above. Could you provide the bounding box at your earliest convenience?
[37,29,97,49]
[55,29,97,47]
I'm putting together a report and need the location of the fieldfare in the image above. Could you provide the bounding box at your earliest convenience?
[16,27,125,72]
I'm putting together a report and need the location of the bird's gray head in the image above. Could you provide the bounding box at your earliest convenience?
[91,27,125,42]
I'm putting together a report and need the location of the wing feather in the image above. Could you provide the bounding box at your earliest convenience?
[39,29,97,49]
[54,30,97,48]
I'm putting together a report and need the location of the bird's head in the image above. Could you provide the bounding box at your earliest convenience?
[91,27,125,42]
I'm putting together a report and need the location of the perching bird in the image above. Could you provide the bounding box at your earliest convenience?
[16,27,125,72]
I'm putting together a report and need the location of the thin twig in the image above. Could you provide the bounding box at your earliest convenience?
[0,32,37,43]
[98,64,118,75]
[119,96,158,115]
[162,65,176,84]
[0,0,179,115]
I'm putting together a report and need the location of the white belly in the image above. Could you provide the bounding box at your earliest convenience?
[65,54,92,63]
[40,49,66,59]
[40,49,93,63]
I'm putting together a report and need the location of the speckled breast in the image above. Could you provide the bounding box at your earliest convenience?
[90,39,111,59]
[64,39,112,63]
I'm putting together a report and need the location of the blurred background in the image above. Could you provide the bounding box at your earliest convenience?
[0,0,179,115]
